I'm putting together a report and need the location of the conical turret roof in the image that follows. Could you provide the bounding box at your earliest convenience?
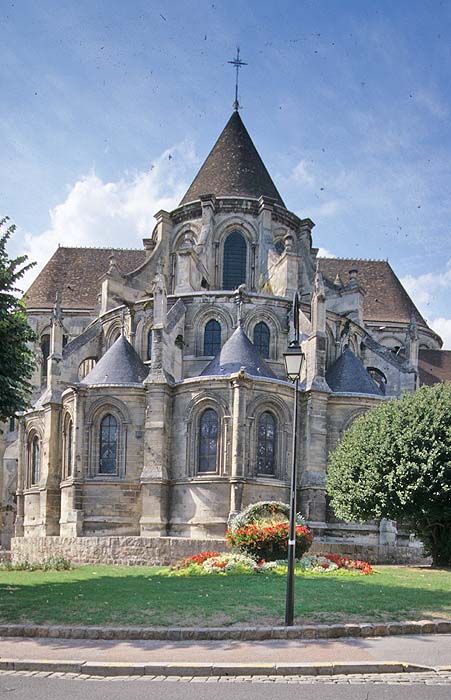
[325,347,383,396]
[180,111,285,206]
[200,326,276,379]
[81,335,148,385]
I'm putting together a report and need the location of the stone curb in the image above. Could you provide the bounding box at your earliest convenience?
[0,659,438,677]
[0,619,450,641]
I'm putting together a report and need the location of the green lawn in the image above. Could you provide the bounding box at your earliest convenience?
[0,566,450,627]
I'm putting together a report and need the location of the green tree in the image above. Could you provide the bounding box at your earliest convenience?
[326,383,451,567]
[0,217,36,421]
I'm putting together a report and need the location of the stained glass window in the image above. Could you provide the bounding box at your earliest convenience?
[253,321,270,358]
[147,330,153,361]
[203,320,221,356]
[99,414,118,474]
[31,435,40,484]
[198,408,219,473]
[223,231,247,289]
[257,412,276,476]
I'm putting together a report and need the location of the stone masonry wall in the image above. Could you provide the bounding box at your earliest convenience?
[11,536,429,566]
[11,536,228,566]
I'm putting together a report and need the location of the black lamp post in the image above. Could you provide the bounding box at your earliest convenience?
[283,291,305,627]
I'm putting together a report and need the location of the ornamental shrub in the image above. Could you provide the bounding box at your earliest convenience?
[226,522,313,561]
[229,501,306,533]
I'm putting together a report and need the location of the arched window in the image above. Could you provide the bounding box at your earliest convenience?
[274,240,285,255]
[40,333,50,384]
[30,435,40,485]
[223,231,247,289]
[198,408,219,473]
[146,330,153,361]
[78,357,97,380]
[257,412,276,476]
[203,320,221,356]
[99,414,118,474]
[63,416,74,477]
[253,321,270,358]
[366,367,387,395]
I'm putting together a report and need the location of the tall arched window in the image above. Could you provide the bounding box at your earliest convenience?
[203,320,221,356]
[253,321,270,358]
[40,333,50,384]
[223,231,247,289]
[63,416,74,478]
[198,408,219,473]
[146,329,153,361]
[99,414,118,474]
[257,412,276,476]
[31,435,40,485]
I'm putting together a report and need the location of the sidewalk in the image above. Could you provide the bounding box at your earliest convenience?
[0,634,450,676]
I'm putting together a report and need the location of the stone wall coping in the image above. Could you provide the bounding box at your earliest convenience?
[0,619,449,642]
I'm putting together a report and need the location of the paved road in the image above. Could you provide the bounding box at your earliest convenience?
[1,671,451,700]
[1,634,451,667]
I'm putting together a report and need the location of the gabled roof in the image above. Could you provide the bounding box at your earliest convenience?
[318,258,429,328]
[25,247,146,310]
[80,335,148,385]
[200,326,276,379]
[180,111,285,207]
[418,349,451,386]
[326,347,383,396]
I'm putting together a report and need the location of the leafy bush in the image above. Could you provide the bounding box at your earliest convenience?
[228,501,306,533]
[327,383,451,567]
[226,522,313,561]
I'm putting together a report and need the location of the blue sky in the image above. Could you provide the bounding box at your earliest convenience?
[2,0,451,346]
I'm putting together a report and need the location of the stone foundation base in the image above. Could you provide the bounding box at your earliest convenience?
[11,536,228,567]
[10,536,429,566]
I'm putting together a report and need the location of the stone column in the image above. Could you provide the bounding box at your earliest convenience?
[299,391,329,523]
[14,418,25,537]
[60,389,84,536]
[228,371,249,520]
[139,378,171,536]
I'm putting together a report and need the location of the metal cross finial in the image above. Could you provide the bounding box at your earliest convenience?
[228,47,247,111]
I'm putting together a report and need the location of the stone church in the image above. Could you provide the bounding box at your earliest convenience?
[2,109,451,562]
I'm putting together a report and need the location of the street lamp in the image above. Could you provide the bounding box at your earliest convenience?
[283,291,305,626]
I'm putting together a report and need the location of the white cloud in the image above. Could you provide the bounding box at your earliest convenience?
[316,247,337,258]
[429,318,451,350]
[20,142,197,290]
[401,263,451,311]
[308,200,343,220]
[291,159,315,186]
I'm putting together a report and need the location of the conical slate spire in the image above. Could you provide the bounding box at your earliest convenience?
[180,111,285,207]
[81,335,148,385]
[325,347,383,396]
[200,326,276,379]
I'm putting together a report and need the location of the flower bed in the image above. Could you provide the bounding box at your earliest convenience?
[168,551,374,576]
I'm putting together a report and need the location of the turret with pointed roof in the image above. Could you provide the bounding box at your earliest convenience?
[201,326,275,379]
[180,111,285,206]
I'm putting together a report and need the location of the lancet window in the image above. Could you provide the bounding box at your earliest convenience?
[222,231,247,289]
[99,414,118,474]
[198,408,219,473]
[256,411,276,476]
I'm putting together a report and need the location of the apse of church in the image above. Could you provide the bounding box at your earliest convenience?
[2,106,447,561]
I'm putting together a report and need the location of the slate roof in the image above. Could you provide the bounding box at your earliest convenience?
[25,247,146,310]
[318,258,428,328]
[80,335,148,385]
[326,347,383,396]
[201,326,276,379]
[180,111,285,207]
[418,349,451,386]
